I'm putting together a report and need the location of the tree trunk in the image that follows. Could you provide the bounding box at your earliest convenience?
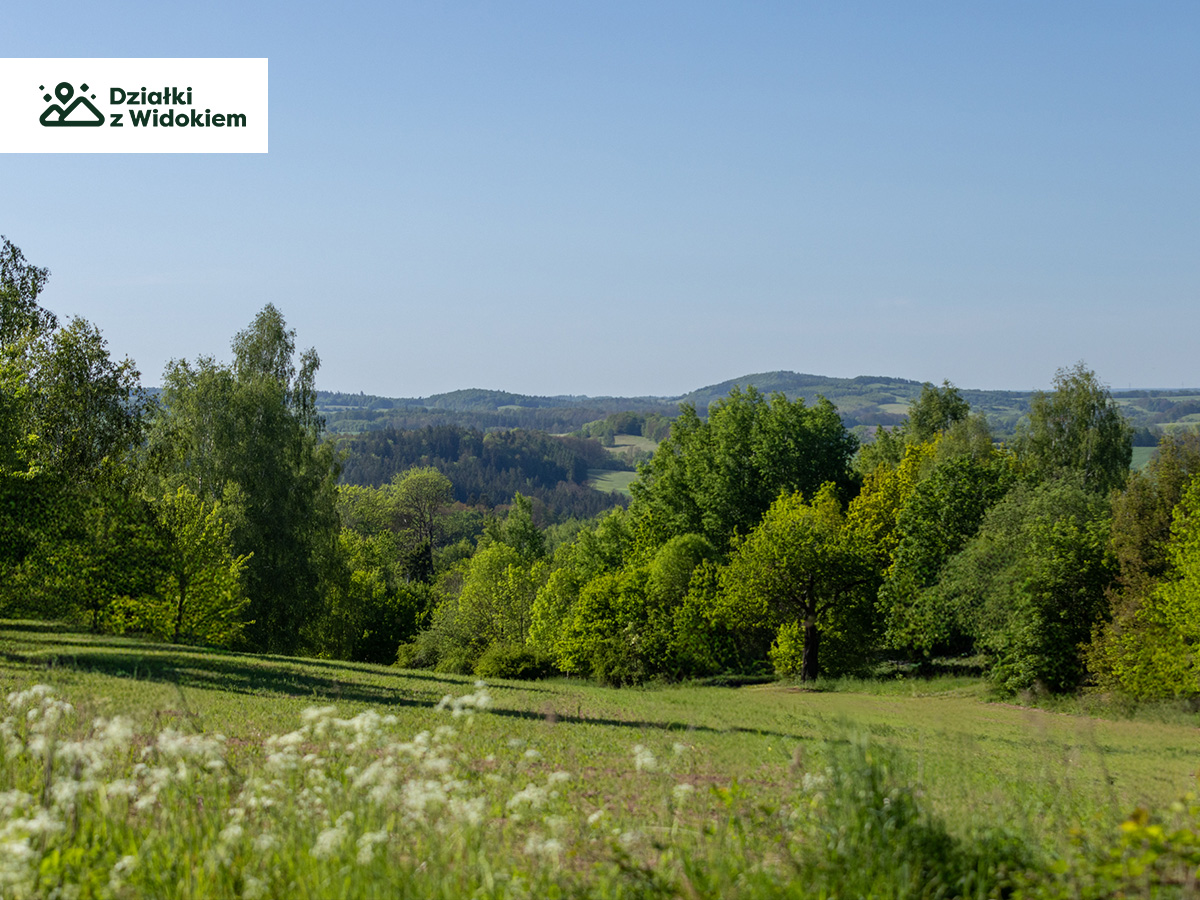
[173,576,187,643]
[801,618,820,682]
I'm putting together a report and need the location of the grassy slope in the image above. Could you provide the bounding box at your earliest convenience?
[2,622,1195,852]
[587,469,637,495]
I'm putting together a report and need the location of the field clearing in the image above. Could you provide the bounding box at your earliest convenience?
[1131,446,1155,470]
[2,623,1198,896]
[608,434,658,453]
[587,468,637,495]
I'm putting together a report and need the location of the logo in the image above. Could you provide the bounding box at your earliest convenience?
[0,59,268,154]
[39,81,104,126]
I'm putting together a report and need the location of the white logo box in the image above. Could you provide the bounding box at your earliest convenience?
[0,58,267,153]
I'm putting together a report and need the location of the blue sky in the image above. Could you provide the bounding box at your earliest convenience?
[4,2,1198,397]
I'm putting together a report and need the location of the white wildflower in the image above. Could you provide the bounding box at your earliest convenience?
[507,782,548,811]
[253,832,279,853]
[310,822,348,860]
[108,855,137,891]
[356,829,389,864]
[631,744,657,772]
[242,875,268,899]
[104,779,138,799]
[448,795,486,826]
[523,832,563,859]
[402,779,447,817]
[546,770,571,785]
[618,829,643,849]
[801,772,827,793]
[587,809,606,826]
[0,791,33,818]
[673,783,696,804]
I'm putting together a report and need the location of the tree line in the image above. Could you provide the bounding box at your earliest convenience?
[406,371,1199,698]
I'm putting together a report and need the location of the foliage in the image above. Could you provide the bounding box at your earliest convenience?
[0,235,54,348]
[472,642,556,679]
[416,542,549,672]
[905,381,970,443]
[630,386,858,550]
[879,451,1018,656]
[141,486,251,647]
[318,528,431,664]
[338,467,455,582]
[931,480,1115,693]
[147,306,341,655]
[1088,431,1200,691]
[711,485,881,681]
[1016,362,1133,495]
[1096,475,1200,698]
[338,424,626,521]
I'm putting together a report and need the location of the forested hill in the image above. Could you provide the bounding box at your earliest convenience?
[336,425,626,521]
[319,371,1200,440]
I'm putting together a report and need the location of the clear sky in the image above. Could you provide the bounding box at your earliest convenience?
[4,2,1198,397]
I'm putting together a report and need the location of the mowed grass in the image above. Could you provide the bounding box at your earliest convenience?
[607,434,658,454]
[1131,445,1155,470]
[1,621,1195,846]
[587,468,638,495]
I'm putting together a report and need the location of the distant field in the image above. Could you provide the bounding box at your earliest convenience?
[608,434,658,453]
[587,468,638,495]
[1131,446,1155,470]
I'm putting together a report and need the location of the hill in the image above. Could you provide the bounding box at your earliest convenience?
[319,371,1200,440]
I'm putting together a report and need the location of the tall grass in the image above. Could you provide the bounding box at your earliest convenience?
[1,624,1198,897]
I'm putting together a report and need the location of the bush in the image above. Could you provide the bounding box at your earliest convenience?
[472,643,556,680]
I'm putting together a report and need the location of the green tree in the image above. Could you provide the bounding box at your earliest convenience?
[418,542,548,673]
[906,381,970,444]
[1017,363,1133,494]
[879,451,1017,656]
[0,235,54,348]
[1101,475,1200,697]
[150,486,251,645]
[24,317,148,483]
[712,485,880,681]
[320,528,429,664]
[630,386,858,550]
[489,493,546,561]
[391,466,454,580]
[932,480,1114,693]
[0,242,154,626]
[148,305,341,654]
[855,381,973,475]
[1089,435,1200,695]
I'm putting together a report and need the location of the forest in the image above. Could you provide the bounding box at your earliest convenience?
[3,235,1199,700]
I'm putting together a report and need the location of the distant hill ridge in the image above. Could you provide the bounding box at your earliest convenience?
[316,371,1200,438]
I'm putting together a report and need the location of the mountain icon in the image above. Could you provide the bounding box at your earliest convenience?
[39,81,104,127]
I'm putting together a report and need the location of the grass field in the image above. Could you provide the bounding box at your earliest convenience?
[587,468,638,495]
[2,623,1198,897]
[608,434,659,454]
[1131,446,1156,470]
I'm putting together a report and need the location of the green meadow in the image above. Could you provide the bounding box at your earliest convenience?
[2,622,1197,898]
[586,468,639,495]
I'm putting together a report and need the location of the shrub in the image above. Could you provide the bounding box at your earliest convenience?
[472,642,556,680]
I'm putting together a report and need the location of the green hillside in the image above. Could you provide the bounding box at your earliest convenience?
[2,623,1199,898]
